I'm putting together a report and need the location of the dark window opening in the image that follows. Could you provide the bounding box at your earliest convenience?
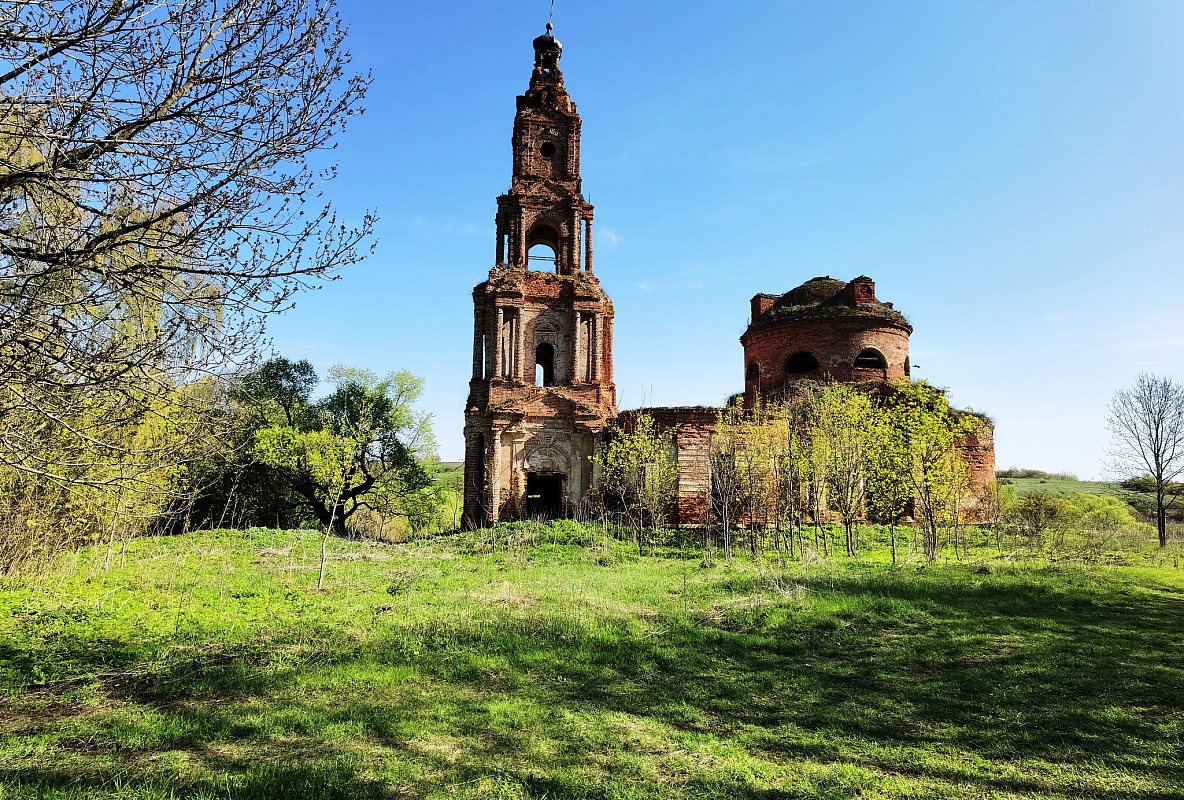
[525,473,563,519]
[535,342,555,387]
[540,142,556,157]
[785,352,820,374]
[905,357,911,377]
[746,362,760,381]
[854,349,887,369]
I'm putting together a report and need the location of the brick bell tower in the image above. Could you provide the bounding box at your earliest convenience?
[462,25,616,529]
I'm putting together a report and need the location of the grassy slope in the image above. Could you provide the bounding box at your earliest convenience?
[1002,477,1135,501]
[1,527,1183,799]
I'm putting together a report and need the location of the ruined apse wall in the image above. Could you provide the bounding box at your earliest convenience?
[462,28,616,529]
[626,276,994,526]
[741,276,996,502]
[959,418,997,502]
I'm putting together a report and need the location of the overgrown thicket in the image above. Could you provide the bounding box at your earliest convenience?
[0,352,444,574]
[597,383,1178,563]
[0,2,455,573]
[596,381,985,562]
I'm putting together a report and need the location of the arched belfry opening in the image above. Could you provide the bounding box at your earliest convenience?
[462,25,617,530]
[527,222,561,270]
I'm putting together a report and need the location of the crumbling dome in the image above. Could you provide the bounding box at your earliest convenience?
[741,276,912,407]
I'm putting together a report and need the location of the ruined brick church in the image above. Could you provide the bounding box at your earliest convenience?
[462,28,994,529]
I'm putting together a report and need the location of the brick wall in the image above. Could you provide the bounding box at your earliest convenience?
[619,407,719,527]
[742,317,911,407]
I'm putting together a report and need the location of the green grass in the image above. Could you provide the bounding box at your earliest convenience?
[435,462,464,482]
[1001,476,1135,501]
[1,524,1182,799]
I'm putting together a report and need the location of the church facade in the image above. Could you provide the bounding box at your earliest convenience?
[463,28,994,530]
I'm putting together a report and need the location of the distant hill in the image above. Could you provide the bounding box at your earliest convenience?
[997,473,1181,523]
[1000,476,1132,501]
[435,461,463,482]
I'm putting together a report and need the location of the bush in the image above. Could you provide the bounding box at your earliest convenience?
[996,468,1078,481]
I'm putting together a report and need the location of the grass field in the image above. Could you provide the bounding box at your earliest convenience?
[1001,476,1138,502]
[435,462,464,483]
[2,524,1182,799]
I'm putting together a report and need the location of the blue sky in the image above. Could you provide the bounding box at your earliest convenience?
[268,0,1184,478]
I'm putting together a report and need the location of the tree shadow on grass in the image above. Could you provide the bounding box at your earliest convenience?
[3,566,1182,798]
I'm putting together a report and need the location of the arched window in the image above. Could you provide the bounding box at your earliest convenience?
[785,352,820,375]
[535,342,555,387]
[527,222,561,271]
[853,349,887,369]
[746,361,760,381]
[527,242,557,269]
[904,356,911,377]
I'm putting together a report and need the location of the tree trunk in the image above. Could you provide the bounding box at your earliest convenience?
[318,500,346,591]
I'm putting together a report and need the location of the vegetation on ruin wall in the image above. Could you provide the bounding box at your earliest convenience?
[2,522,1182,799]
[758,302,911,328]
[602,382,989,563]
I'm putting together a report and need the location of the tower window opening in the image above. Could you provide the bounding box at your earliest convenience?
[540,142,556,157]
[526,221,561,271]
[785,352,820,375]
[527,242,557,269]
[854,349,887,369]
[905,356,911,377]
[746,362,760,381]
[535,342,555,387]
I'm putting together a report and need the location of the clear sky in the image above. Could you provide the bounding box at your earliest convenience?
[267,0,1184,479]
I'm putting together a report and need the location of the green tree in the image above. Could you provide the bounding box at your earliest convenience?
[1065,493,1135,535]
[766,399,808,558]
[979,480,1018,554]
[708,404,745,558]
[594,413,678,556]
[1012,489,1071,546]
[885,381,975,560]
[0,1,373,530]
[866,405,913,564]
[735,403,774,555]
[251,362,439,539]
[811,385,875,557]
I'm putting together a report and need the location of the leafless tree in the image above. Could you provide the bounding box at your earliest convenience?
[0,1,373,493]
[1107,373,1184,548]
